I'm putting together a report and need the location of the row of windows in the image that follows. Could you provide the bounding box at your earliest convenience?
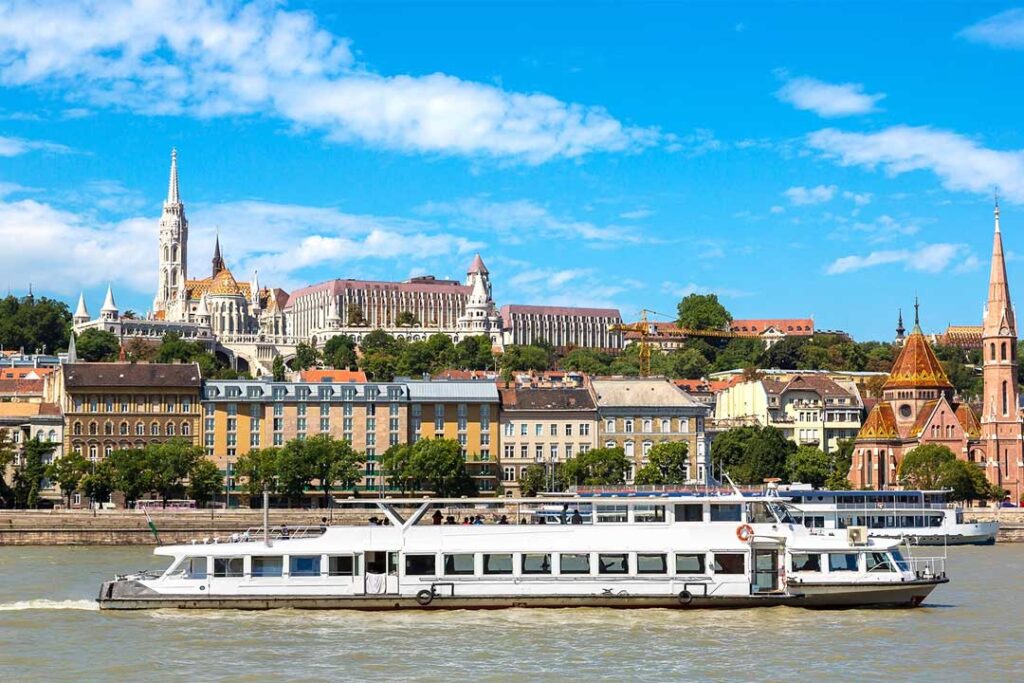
[72,395,194,413]
[502,443,593,462]
[72,420,192,437]
[503,422,593,437]
[603,418,695,434]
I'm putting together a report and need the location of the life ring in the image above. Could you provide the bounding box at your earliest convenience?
[677,590,693,605]
[736,524,755,542]
[416,589,434,606]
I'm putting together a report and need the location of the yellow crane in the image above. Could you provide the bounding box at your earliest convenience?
[608,309,660,377]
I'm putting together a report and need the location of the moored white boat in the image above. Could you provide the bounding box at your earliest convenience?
[98,494,947,611]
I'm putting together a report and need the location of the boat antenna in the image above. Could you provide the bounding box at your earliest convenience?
[722,472,743,496]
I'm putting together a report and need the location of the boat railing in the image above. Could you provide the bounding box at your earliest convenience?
[181,525,326,545]
[833,502,951,511]
[905,556,946,580]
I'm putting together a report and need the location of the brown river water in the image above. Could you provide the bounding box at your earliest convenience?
[0,544,1021,681]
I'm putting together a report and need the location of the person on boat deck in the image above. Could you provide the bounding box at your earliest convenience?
[280,524,290,538]
[571,510,583,525]
[498,515,509,525]
[472,515,484,525]
[560,504,569,525]
[382,518,391,526]
[538,517,547,525]
[320,517,328,532]
[432,510,443,525]
[462,517,471,525]
[445,515,457,525]
[368,516,380,526]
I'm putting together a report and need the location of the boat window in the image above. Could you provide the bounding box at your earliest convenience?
[747,502,775,524]
[890,549,910,572]
[251,556,283,577]
[802,516,825,529]
[637,554,668,574]
[522,553,552,575]
[405,554,437,576]
[597,553,629,575]
[443,553,475,576]
[560,553,590,575]
[328,555,356,577]
[596,505,628,523]
[483,553,513,575]
[790,553,821,572]
[213,557,243,578]
[866,552,895,573]
[828,553,859,572]
[712,553,745,575]
[289,555,321,577]
[674,504,703,522]
[710,504,742,522]
[633,505,666,523]
[675,553,706,574]
[182,557,207,579]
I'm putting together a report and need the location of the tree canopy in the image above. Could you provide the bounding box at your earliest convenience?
[676,293,732,331]
[710,425,795,485]
[561,447,629,487]
[634,442,690,485]
[898,444,956,490]
[76,329,120,362]
[0,294,71,355]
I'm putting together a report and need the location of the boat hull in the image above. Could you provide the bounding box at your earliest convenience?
[97,578,946,611]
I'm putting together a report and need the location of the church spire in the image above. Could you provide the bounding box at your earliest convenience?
[895,307,905,344]
[167,148,180,205]
[983,200,1015,337]
[912,296,921,334]
[212,231,225,276]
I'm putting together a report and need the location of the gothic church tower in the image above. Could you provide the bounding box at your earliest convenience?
[981,201,1023,501]
[153,149,188,319]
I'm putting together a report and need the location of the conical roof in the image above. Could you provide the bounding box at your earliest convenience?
[856,402,900,440]
[100,284,117,312]
[882,329,952,390]
[468,253,488,275]
[74,292,89,319]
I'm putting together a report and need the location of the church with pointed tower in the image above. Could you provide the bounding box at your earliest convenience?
[851,205,1024,502]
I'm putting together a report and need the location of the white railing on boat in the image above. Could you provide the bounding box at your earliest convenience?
[182,526,326,545]
[834,502,951,510]
[905,556,946,579]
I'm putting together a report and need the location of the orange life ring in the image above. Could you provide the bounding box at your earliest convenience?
[736,524,754,542]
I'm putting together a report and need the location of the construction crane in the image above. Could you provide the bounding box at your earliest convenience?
[608,309,664,377]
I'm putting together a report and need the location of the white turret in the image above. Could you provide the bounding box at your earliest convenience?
[457,253,501,339]
[195,294,211,326]
[73,292,91,326]
[100,284,119,321]
[154,148,188,318]
[250,269,261,309]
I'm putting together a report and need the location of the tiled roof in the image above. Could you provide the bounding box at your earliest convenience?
[730,318,814,335]
[673,378,735,393]
[432,369,498,380]
[0,378,44,395]
[783,374,852,399]
[0,402,61,418]
[63,362,202,388]
[298,369,368,383]
[909,399,941,438]
[857,402,900,440]
[0,367,55,379]
[500,304,622,318]
[883,331,952,390]
[501,387,596,411]
[955,403,981,439]
[761,378,787,395]
[591,377,705,408]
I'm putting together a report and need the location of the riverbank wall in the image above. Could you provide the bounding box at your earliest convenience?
[1,507,1022,545]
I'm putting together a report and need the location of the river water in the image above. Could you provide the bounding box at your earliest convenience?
[0,545,1021,681]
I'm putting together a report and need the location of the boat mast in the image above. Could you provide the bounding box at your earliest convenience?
[263,487,270,546]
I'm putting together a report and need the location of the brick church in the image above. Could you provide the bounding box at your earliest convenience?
[850,205,1023,502]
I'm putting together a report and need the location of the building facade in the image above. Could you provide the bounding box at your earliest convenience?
[500,304,623,351]
[498,386,598,495]
[53,363,202,462]
[591,377,709,483]
[713,375,864,454]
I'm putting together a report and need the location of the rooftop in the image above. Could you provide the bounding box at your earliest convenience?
[404,379,499,402]
[298,369,368,383]
[590,377,705,409]
[500,386,596,411]
[63,362,202,388]
[500,304,622,319]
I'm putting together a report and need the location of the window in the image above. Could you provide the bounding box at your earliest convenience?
[660,419,670,433]
[119,421,129,436]
[521,553,551,575]
[251,556,283,577]
[560,553,590,575]
[289,556,321,577]
[791,553,821,572]
[535,424,543,436]
[866,552,895,573]
[596,505,628,523]
[181,557,207,579]
[213,557,244,577]
[443,554,475,576]
[637,554,667,574]
[564,424,573,436]
[182,422,191,436]
[150,422,159,436]
[675,554,706,574]
[504,423,514,436]
[597,553,628,575]
[712,553,745,574]
[829,554,859,572]
[634,505,666,523]
[483,553,513,575]
[674,504,704,524]
[710,504,742,522]
[580,423,590,436]
[642,419,652,432]
[605,419,615,432]
[405,554,437,576]
[520,423,528,436]
[624,419,633,433]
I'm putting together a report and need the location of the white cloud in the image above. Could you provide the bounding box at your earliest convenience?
[0,1,655,164]
[842,190,873,206]
[808,125,1024,203]
[960,9,1024,49]
[0,134,70,156]
[769,205,785,214]
[619,208,654,220]
[505,266,634,309]
[826,243,970,275]
[785,184,837,205]
[420,197,644,244]
[775,75,885,117]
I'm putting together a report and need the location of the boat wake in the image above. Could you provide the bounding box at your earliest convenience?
[0,599,98,612]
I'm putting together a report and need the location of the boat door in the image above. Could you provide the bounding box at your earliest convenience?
[364,551,400,595]
[752,549,779,593]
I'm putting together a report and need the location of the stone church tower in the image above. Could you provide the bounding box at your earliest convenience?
[153,149,188,318]
[981,201,1023,500]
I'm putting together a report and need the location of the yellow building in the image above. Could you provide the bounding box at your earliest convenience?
[713,375,863,454]
[406,380,500,493]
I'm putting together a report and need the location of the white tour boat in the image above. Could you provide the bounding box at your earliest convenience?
[782,488,999,546]
[98,494,947,611]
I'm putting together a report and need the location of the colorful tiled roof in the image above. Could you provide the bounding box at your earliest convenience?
[857,402,900,440]
[909,399,940,438]
[883,331,952,390]
[955,403,981,438]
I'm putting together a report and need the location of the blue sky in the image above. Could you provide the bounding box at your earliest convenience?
[2,1,1024,341]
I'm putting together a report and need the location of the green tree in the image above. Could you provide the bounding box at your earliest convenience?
[291,342,320,371]
[188,459,224,507]
[762,336,807,369]
[380,444,413,494]
[80,460,114,507]
[676,293,732,331]
[323,335,357,369]
[710,425,794,485]
[940,459,990,502]
[669,347,710,379]
[518,463,548,496]
[296,434,364,506]
[12,437,55,508]
[396,311,420,327]
[106,448,155,506]
[408,438,476,496]
[76,328,120,362]
[235,447,281,499]
[898,444,956,490]
[360,329,399,355]
[785,446,832,488]
[561,348,612,375]
[826,438,855,490]
[359,350,398,381]
[0,294,72,355]
[46,451,90,507]
[500,344,552,372]
[397,340,437,377]
[634,442,690,485]
[147,439,204,506]
[713,338,764,372]
[272,355,286,381]
[454,335,496,370]
[561,447,629,486]
[274,443,315,507]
